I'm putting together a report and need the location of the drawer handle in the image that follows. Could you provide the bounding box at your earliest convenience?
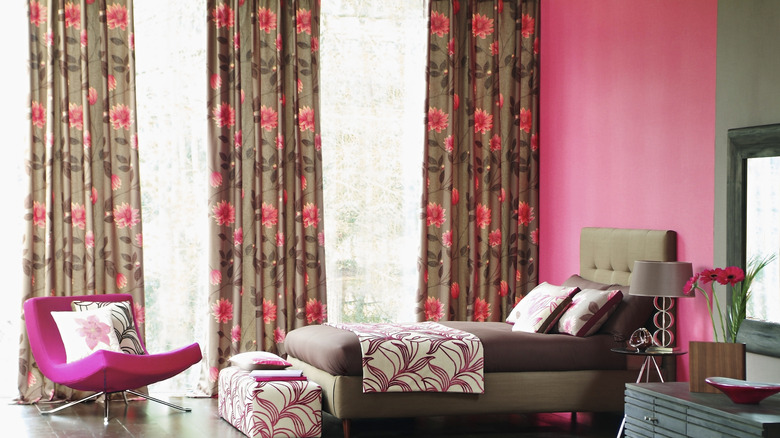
[643,415,658,423]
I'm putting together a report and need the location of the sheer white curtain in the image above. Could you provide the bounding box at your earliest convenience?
[135,1,208,393]
[320,0,428,323]
[1,1,29,398]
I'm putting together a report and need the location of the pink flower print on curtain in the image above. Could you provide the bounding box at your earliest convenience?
[199,0,326,397]
[21,0,146,403]
[418,0,540,322]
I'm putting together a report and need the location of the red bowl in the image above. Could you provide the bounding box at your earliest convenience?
[705,377,780,404]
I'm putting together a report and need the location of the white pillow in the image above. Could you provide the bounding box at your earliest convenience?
[229,351,292,371]
[557,289,623,337]
[52,307,122,363]
[71,300,145,355]
[507,282,580,333]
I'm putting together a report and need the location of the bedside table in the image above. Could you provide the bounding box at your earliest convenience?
[624,382,780,437]
[610,348,687,383]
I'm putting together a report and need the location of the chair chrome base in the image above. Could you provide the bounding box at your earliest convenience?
[37,390,192,425]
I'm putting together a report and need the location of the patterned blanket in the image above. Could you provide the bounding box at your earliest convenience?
[326,322,484,393]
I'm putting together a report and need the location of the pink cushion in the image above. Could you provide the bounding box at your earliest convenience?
[557,289,624,337]
[507,283,580,333]
[229,351,291,370]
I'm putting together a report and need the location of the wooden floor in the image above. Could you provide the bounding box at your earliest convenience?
[2,395,623,437]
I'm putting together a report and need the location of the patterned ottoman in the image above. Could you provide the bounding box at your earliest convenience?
[218,366,322,438]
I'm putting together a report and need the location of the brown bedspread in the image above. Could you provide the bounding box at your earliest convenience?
[284,321,625,376]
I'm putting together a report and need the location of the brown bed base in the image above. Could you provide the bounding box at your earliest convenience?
[289,356,637,436]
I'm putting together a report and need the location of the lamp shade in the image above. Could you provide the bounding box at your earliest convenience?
[630,261,693,298]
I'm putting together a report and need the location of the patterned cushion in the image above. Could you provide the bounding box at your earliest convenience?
[507,283,580,333]
[557,289,624,337]
[51,307,122,363]
[72,300,146,355]
[229,351,291,371]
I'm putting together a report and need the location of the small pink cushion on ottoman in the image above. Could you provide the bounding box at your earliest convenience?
[218,366,322,438]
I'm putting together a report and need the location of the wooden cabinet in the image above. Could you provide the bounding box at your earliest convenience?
[624,382,780,437]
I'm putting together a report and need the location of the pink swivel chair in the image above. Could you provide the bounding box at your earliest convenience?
[23,294,202,424]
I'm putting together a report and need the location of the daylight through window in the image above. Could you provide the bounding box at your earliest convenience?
[320,0,429,323]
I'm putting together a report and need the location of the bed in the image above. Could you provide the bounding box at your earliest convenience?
[285,227,677,436]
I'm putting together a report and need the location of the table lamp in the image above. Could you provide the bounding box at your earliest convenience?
[630,260,693,349]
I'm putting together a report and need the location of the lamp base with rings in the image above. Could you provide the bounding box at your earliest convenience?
[651,296,677,348]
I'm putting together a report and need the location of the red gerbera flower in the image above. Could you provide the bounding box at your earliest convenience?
[716,266,745,286]
[698,269,718,285]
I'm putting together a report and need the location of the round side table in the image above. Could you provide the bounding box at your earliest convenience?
[612,348,688,438]
[610,348,687,383]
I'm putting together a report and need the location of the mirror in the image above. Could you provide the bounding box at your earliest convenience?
[746,156,780,323]
[728,124,780,357]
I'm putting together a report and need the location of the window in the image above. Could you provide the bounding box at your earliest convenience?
[135,2,207,393]
[320,0,428,323]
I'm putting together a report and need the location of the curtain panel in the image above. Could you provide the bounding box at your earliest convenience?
[198,0,326,395]
[20,0,145,402]
[418,0,540,322]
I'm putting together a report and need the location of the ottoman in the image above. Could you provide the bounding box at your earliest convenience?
[218,366,322,438]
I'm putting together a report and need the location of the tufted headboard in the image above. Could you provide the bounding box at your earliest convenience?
[579,227,677,286]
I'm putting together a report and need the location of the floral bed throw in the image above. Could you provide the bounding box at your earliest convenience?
[327,322,484,393]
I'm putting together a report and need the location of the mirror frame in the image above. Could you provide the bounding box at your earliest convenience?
[728,123,780,357]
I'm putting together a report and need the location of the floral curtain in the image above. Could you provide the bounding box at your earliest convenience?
[19,0,145,402]
[197,0,326,395]
[418,0,540,322]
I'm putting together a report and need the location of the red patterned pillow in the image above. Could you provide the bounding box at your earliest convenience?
[507,283,580,333]
[557,289,624,337]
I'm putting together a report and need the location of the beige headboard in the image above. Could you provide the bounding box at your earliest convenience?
[580,227,677,286]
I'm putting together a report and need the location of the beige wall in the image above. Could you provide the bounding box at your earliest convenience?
[715,0,780,380]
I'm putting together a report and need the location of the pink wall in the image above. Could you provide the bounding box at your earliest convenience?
[539,0,718,381]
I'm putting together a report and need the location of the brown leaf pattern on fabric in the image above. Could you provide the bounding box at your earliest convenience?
[20,0,145,403]
[418,0,540,323]
[198,0,326,396]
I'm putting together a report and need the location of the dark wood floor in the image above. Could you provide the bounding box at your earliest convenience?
[2,395,623,437]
